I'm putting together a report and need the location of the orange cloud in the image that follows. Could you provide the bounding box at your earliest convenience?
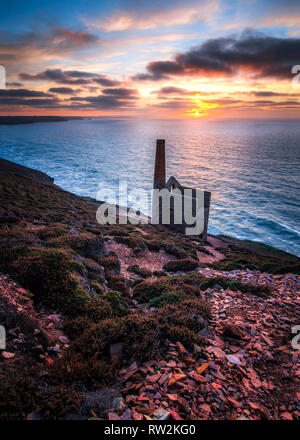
[86,1,219,31]
[262,13,300,28]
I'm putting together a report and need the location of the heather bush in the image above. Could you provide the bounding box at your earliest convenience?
[10,248,89,315]
[163,258,199,272]
[49,232,104,261]
[114,235,146,251]
[46,353,117,389]
[133,277,202,303]
[127,264,152,278]
[99,251,120,275]
[72,314,159,361]
[36,385,83,419]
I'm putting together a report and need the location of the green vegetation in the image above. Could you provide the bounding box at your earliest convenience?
[127,264,152,278]
[163,258,199,272]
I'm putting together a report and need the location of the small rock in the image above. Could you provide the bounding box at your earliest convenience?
[110,342,123,362]
[112,397,126,413]
[226,353,242,365]
[26,411,40,420]
[2,351,15,359]
[222,324,245,339]
[153,408,170,420]
[58,335,69,344]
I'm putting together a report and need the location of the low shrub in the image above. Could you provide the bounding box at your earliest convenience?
[259,262,300,275]
[161,244,188,259]
[99,252,120,275]
[114,235,146,252]
[144,240,162,251]
[72,314,159,361]
[0,363,37,420]
[37,223,69,240]
[153,270,165,277]
[199,276,272,296]
[36,385,83,420]
[179,273,272,296]
[46,353,117,390]
[127,264,152,278]
[107,274,128,294]
[133,277,202,303]
[50,232,104,261]
[163,258,199,272]
[10,248,89,315]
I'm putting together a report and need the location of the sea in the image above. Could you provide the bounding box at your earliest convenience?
[0,118,299,257]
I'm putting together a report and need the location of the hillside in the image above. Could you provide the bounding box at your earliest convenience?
[0,164,299,420]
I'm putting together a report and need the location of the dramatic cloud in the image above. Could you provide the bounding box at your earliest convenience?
[48,87,76,95]
[92,76,121,87]
[6,82,23,87]
[19,69,120,87]
[0,89,53,97]
[155,86,194,96]
[0,26,101,68]
[0,97,59,107]
[52,28,99,48]
[101,87,138,98]
[69,95,136,109]
[253,91,286,97]
[19,69,89,85]
[134,31,300,81]
[69,88,139,109]
[151,86,211,97]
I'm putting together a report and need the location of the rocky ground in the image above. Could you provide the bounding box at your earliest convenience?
[0,166,299,420]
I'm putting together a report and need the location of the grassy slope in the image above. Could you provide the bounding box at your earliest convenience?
[0,169,299,419]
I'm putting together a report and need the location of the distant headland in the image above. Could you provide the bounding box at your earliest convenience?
[0,116,82,125]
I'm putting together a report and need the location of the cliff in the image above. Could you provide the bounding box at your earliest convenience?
[0,161,299,420]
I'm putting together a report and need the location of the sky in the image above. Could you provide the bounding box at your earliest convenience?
[0,0,300,119]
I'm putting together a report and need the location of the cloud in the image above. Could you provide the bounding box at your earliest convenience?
[0,26,101,68]
[19,69,121,87]
[152,86,211,97]
[251,99,300,107]
[252,91,285,97]
[134,30,300,81]
[68,87,139,109]
[6,82,23,87]
[19,69,89,84]
[0,88,53,97]
[261,1,300,29]
[64,70,96,78]
[48,87,76,95]
[52,27,99,48]
[0,97,59,107]
[92,76,121,87]
[69,94,137,109]
[101,87,138,98]
[86,2,219,31]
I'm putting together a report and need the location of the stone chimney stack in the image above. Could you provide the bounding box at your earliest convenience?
[153,139,166,189]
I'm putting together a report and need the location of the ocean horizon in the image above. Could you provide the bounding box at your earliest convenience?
[0,117,299,257]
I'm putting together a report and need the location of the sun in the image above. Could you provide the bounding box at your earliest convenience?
[185,95,221,118]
